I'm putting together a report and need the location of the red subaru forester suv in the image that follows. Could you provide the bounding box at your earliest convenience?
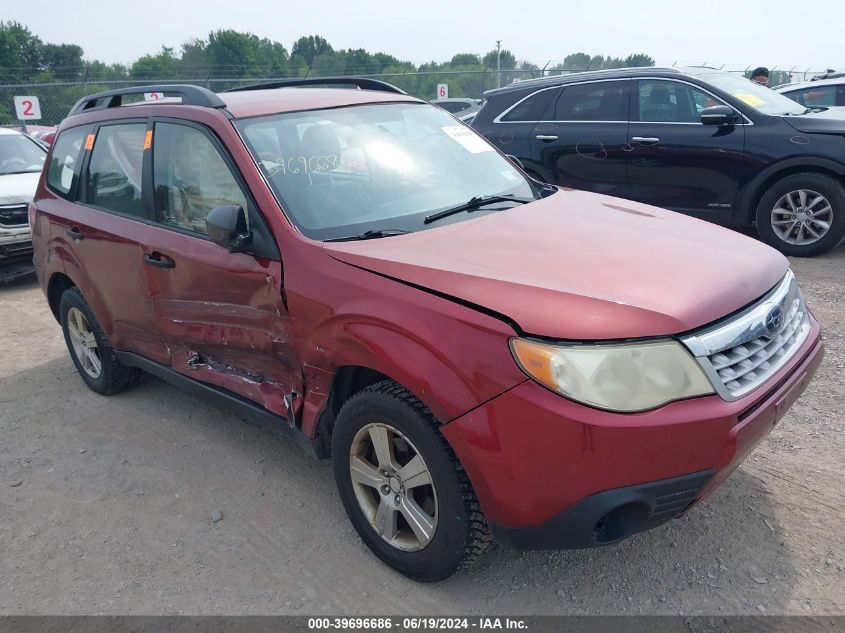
[31,79,824,581]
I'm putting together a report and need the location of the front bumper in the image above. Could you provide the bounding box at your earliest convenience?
[0,228,35,283]
[442,317,824,550]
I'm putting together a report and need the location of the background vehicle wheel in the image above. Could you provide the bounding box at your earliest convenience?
[59,287,140,395]
[332,380,492,581]
[756,172,845,257]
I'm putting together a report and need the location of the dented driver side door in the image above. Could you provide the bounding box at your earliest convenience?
[140,118,302,420]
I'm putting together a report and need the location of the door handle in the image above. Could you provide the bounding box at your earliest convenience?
[65,227,84,241]
[632,136,660,145]
[535,134,559,142]
[143,252,175,269]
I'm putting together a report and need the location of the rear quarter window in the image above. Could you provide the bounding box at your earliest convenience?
[46,127,87,197]
[499,88,559,122]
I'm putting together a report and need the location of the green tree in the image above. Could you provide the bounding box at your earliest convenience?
[482,48,516,70]
[372,52,405,71]
[622,53,655,68]
[311,51,345,76]
[343,48,378,75]
[291,35,333,67]
[562,52,592,71]
[131,46,181,79]
[180,39,208,74]
[205,30,258,76]
[84,60,129,81]
[40,43,84,80]
[0,21,44,82]
[451,53,481,67]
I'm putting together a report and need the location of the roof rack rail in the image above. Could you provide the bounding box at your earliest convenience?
[226,77,407,95]
[68,84,227,116]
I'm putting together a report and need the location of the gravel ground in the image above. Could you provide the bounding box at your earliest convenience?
[0,247,843,616]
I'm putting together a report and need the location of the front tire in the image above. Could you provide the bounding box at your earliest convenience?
[332,380,492,581]
[756,172,845,257]
[59,287,140,395]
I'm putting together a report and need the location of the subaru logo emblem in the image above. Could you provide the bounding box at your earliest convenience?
[765,305,784,335]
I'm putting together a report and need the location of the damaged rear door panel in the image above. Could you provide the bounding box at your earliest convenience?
[141,118,301,421]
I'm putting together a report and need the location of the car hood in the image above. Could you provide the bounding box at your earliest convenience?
[0,172,40,205]
[782,107,845,134]
[324,190,788,340]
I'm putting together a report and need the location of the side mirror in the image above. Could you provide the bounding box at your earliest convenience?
[700,105,738,126]
[505,154,525,170]
[206,205,252,252]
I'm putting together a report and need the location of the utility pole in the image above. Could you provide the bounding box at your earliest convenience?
[496,40,502,88]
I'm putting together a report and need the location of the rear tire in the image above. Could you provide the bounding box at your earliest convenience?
[332,380,492,581]
[59,287,140,395]
[756,172,845,257]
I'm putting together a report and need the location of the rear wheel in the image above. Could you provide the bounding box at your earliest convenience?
[59,287,140,395]
[756,172,845,257]
[332,380,492,581]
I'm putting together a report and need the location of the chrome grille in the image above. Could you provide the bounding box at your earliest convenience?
[0,204,29,227]
[680,271,811,401]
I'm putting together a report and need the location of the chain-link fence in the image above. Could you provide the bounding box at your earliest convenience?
[0,65,832,128]
[0,69,540,127]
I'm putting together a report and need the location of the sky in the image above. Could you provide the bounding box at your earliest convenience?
[6,0,843,72]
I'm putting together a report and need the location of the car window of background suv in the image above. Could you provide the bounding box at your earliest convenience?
[553,81,628,121]
[86,123,146,217]
[152,122,248,235]
[500,88,559,122]
[790,86,837,107]
[638,80,723,123]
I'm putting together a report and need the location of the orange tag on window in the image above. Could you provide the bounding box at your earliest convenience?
[143,130,152,150]
[84,133,95,150]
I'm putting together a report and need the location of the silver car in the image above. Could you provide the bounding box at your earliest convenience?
[774,78,845,109]
[0,127,47,282]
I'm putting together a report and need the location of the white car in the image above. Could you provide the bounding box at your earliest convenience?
[0,127,46,282]
[774,78,845,109]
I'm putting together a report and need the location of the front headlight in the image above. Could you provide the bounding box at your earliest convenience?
[510,338,714,412]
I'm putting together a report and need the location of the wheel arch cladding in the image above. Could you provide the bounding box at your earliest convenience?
[47,272,76,322]
[297,308,526,444]
[740,158,845,225]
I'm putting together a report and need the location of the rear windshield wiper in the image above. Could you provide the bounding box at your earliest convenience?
[324,229,411,242]
[423,194,532,225]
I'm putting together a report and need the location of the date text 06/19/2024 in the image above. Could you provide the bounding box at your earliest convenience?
[307,617,528,630]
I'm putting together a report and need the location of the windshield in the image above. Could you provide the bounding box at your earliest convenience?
[235,102,537,240]
[699,72,807,116]
[0,133,46,176]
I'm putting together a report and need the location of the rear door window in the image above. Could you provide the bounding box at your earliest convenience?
[553,81,629,121]
[86,123,146,217]
[46,127,87,197]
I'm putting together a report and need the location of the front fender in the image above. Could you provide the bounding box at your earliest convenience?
[290,254,527,438]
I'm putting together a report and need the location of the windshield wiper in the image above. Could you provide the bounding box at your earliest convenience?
[423,194,532,225]
[324,228,411,243]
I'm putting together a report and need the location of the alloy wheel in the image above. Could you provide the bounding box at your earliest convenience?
[349,422,438,552]
[770,189,833,245]
[67,307,102,379]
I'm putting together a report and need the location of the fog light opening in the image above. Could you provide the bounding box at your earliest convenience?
[592,502,651,544]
